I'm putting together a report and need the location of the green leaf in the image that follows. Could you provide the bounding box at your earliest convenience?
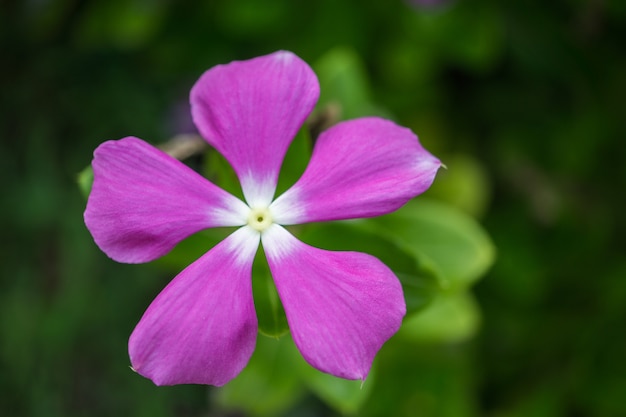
[204,148,244,200]
[154,228,231,271]
[214,335,304,416]
[77,165,93,199]
[253,249,289,337]
[396,271,439,316]
[298,222,440,315]
[313,47,387,120]
[360,337,477,417]
[427,154,492,219]
[271,332,374,415]
[216,331,376,416]
[275,126,312,196]
[399,291,481,343]
[365,198,495,291]
[300,362,375,415]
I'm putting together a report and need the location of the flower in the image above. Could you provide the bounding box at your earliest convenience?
[84,51,441,386]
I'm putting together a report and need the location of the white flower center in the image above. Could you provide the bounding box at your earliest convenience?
[247,206,273,232]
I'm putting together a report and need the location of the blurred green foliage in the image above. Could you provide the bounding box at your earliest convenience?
[2,0,625,416]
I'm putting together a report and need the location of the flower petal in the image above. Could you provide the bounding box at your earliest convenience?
[129,226,260,386]
[84,137,249,263]
[190,51,319,207]
[270,117,441,224]
[262,225,405,380]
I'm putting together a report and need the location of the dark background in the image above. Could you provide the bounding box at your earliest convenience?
[2,0,625,416]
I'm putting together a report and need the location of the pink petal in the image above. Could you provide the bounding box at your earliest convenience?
[129,226,260,386]
[262,225,406,380]
[84,137,248,263]
[190,51,319,207]
[270,117,441,224]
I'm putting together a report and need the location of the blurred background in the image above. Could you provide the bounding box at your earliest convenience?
[2,0,625,416]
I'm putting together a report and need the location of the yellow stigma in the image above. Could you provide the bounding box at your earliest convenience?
[247,206,273,232]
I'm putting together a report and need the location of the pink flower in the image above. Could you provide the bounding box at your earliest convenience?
[84,51,441,386]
